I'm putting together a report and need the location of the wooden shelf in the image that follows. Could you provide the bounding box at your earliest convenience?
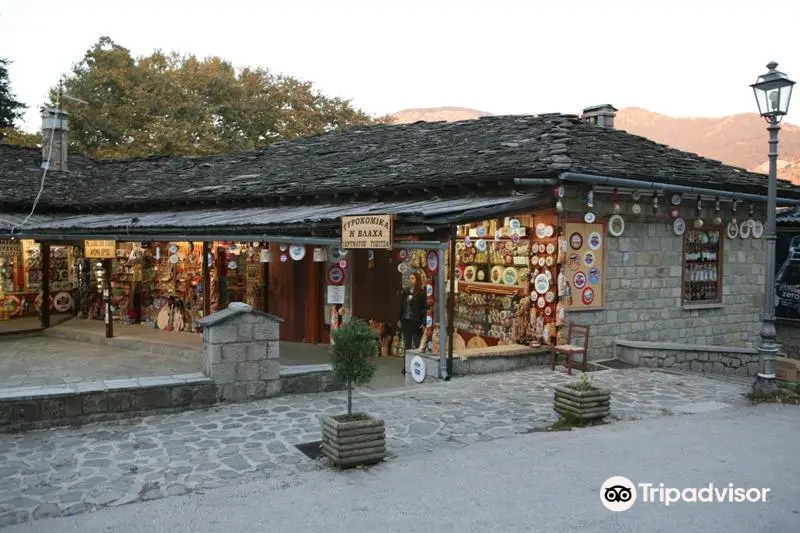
[458,281,526,296]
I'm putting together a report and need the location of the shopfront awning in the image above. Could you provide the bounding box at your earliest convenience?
[0,193,547,242]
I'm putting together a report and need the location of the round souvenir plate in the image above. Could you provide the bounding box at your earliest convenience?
[538,257,546,267]
[584,251,595,266]
[739,220,751,239]
[500,296,512,310]
[502,267,518,285]
[581,287,595,305]
[726,220,739,239]
[289,245,306,261]
[545,269,553,281]
[511,233,520,243]
[339,259,349,269]
[169,254,180,264]
[509,219,521,230]
[608,214,625,237]
[494,229,503,241]
[426,284,434,296]
[752,220,764,239]
[545,225,554,237]
[538,244,546,253]
[397,249,408,261]
[518,267,530,282]
[169,244,178,254]
[573,271,587,289]
[545,256,554,267]
[531,255,538,266]
[584,212,596,224]
[568,254,581,271]
[570,233,583,250]
[475,225,487,237]
[475,239,487,252]
[673,217,686,236]
[455,265,464,280]
[491,265,504,284]
[53,292,72,312]
[546,243,556,254]
[398,263,408,274]
[545,291,555,303]
[545,306,552,317]
[327,265,345,285]
[3,295,20,316]
[227,260,238,269]
[426,315,434,327]
[426,251,439,273]
[671,193,682,206]
[537,296,546,308]
[476,268,487,282]
[632,204,642,215]
[279,254,287,263]
[463,266,477,282]
[536,223,547,238]
[588,267,600,285]
[534,273,550,294]
[588,232,602,250]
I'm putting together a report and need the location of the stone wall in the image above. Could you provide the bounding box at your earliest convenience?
[615,341,760,377]
[776,321,800,360]
[562,189,766,360]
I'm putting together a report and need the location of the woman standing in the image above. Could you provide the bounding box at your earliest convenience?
[398,272,427,372]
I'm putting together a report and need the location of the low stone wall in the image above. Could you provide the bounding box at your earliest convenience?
[280,365,343,394]
[404,346,551,383]
[0,373,216,432]
[615,339,759,377]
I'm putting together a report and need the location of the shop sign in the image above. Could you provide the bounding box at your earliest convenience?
[410,355,426,383]
[341,215,393,250]
[84,240,116,258]
[327,285,345,305]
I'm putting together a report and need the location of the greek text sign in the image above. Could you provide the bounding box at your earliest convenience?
[84,240,116,258]
[341,215,393,250]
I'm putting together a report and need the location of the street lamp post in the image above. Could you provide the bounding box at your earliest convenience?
[750,62,795,394]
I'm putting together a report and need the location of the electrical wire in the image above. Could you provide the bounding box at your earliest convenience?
[10,88,61,235]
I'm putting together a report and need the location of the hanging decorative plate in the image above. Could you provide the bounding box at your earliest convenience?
[588,231,602,250]
[279,254,288,263]
[556,185,566,198]
[397,262,408,274]
[426,251,439,273]
[670,193,682,206]
[491,265,504,284]
[588,267,600,285]
[509,219,521,230]
[726,220,739,239]
[169,244,178,254]
[537,296,546,308]
[534,273,550,294]
[463,266,477,282]
[228,260,238,270]
[339,259,349,269]
[545,306,553,317]
[3,295,20,316]
[673,217,686,236]
[289,245,306,261]
[752,221,764,239]
[169,254,180,264]
[477,226,487,237]
[207,253,213,267]
[397,249,409,262]
[573,271,587,289]
[632,204,642,215]
[538,257,546,267]
[582,287,595,305]
[608,215,625,237]
[545,256,554,267]
[327,265,345,285]
[545,269,553,281]
[545,225,554,238]
[500,296,512,310]
[536,223,547,238]
[475,239,487,252]
[669,207,680,219]
[426,284,434,297]
[511,233,520,243]
[279,244,288,252]
[531,255,538,266]
[739,220,751,239]
[546,243,556,254]
[570,232,583,250]
[568,254,581,271]
[545,291,555,303]
[502,267,518,285]
[53,292,73,312]
[494,229,503,241]
[426,315,434,327]
[584,212,596,224]
[584,251,595,266]
[455,265,464,280]
[537,244,545,254]
[260,249,271,263]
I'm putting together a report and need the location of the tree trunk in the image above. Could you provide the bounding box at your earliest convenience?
[347,378,352,415]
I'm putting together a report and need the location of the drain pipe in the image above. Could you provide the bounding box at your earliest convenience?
[514,172,800,206]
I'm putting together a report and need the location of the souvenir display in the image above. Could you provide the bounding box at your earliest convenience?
[726,220,739,239]
[751,220,764,239]
[682,229,722,304]
[673,217,686,236]
[608,215,625,237]
[563,222,605,310]
[739,220,751,239]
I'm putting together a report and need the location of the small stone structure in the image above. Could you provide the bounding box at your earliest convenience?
[614,339,760,377]
[197,303,283,402]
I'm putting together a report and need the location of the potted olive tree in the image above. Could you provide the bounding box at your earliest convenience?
[321,319,386,468]
[553,373,610,422]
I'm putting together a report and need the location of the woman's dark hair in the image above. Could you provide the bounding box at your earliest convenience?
[408,272,421,293]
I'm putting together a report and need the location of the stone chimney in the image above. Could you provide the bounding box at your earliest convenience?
[41,107,69,172]
[581,104,617,128]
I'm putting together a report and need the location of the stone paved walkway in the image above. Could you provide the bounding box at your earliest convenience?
[0,368,749,528]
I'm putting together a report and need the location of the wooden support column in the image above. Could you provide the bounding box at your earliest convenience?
[447,227,457,375]
[202,242,211,317]
[304,256,321,344]
[102,258,113,338]
[40,241,51,329]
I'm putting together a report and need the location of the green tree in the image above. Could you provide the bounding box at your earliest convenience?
[0,58,27,142]
[53,37,388,159]
[330,319,379,415]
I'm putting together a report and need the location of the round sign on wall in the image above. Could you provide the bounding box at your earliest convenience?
[410,356,426,383]
[327,265,345,285]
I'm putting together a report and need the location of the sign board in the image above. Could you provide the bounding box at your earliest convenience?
[776,230,800,320]
[341,215,393,250]
[327,285,346,305]
[84,240,116,259]
[410,355,426,383]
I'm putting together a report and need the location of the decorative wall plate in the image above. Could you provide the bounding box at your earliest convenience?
[588,267,600,285]
[545,256,554,267]
[545,225,554,237]
[538,244,546,253]
[726,220,739,239]
[545,291,555,303]
[327,265,345,285]
[475,239,487,252]
[536,224,547,238]
[608,215,625,237]
[573,271,587,289]
[538,257,546,267]
[582,287,595,305]
[673,217,686,236]
[534,273,550,294]
[739,220,751,239]
[570,233,583,250]
[537,296,546,308]
[509,219,521,230]
[546,243,556,254]
[584,212,596,223]
[588,232,602,250]
[751,221,764,239]
[568,254,581,271]
[491,265,504,284]
[463,266,477,282]
[584,251,595,266]
[670,193,682,206]
[53,292,73,312]
[426,251,439,273]
[289,245,306,261]
[632,204,642,215]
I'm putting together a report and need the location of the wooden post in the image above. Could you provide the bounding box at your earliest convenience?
[40,241,51,329]
[446,227,457,375]
[102,258,113,338]
[202,242,211,317]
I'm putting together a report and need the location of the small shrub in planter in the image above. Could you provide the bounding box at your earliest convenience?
[321,319,386,468]
[553,374,610,422]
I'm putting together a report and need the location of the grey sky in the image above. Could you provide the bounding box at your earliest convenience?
[2,0,798,132]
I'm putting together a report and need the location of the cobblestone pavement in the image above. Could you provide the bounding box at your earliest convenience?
[0,337,200,389]
[0,368,749,528]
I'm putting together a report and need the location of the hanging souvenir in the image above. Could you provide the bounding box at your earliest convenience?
[556,302,566,325]
[573,271,587,289]
[584,189,595,223]
[632,190,641,201]
[260,249,271,263]
[279,244,288,252]
[557,270,569,297]
[570,233,583,250]
[588,267,600,285]
[631,203,642,215]
[279,254,288,263]
[155,247,161,260]
[588,232,602,250]
[555,185,566,198]
[555,199,564,213]
[739,220,751,239]
[289,245,306,261]
[534,273,549,294]
[608,214,625,237]
[426,251,439,273]
[313,248,325,262]
[169,254,180,264]
[673,217,686,236]
[713,197,723,226]
[652,192,659,214]
[726,220,739,239]
[669,207,680,219]
[752,221,764,239]
[670,193,682,206]
[694,196,704,229]
[584,212,596,223]
[475,239,487,252]
[611,188,621,214]
[327,265,345,285]
[397,262,408,274]
[339,259,349,269]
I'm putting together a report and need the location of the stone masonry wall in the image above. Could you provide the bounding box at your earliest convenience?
[562,188,765,360]
[201,308,282,402]
[616,344,760,377]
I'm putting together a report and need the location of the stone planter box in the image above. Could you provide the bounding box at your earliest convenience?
[553,384,611,422]
[321,413,386,468]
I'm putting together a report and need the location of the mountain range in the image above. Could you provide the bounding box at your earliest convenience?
[390,107,800,183]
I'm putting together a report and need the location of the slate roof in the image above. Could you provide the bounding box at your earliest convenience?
[2,113,797,214]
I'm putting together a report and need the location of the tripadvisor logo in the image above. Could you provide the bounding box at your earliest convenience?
[601,476,770,511]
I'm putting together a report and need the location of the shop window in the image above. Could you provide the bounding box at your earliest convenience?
[682,229,723,306]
